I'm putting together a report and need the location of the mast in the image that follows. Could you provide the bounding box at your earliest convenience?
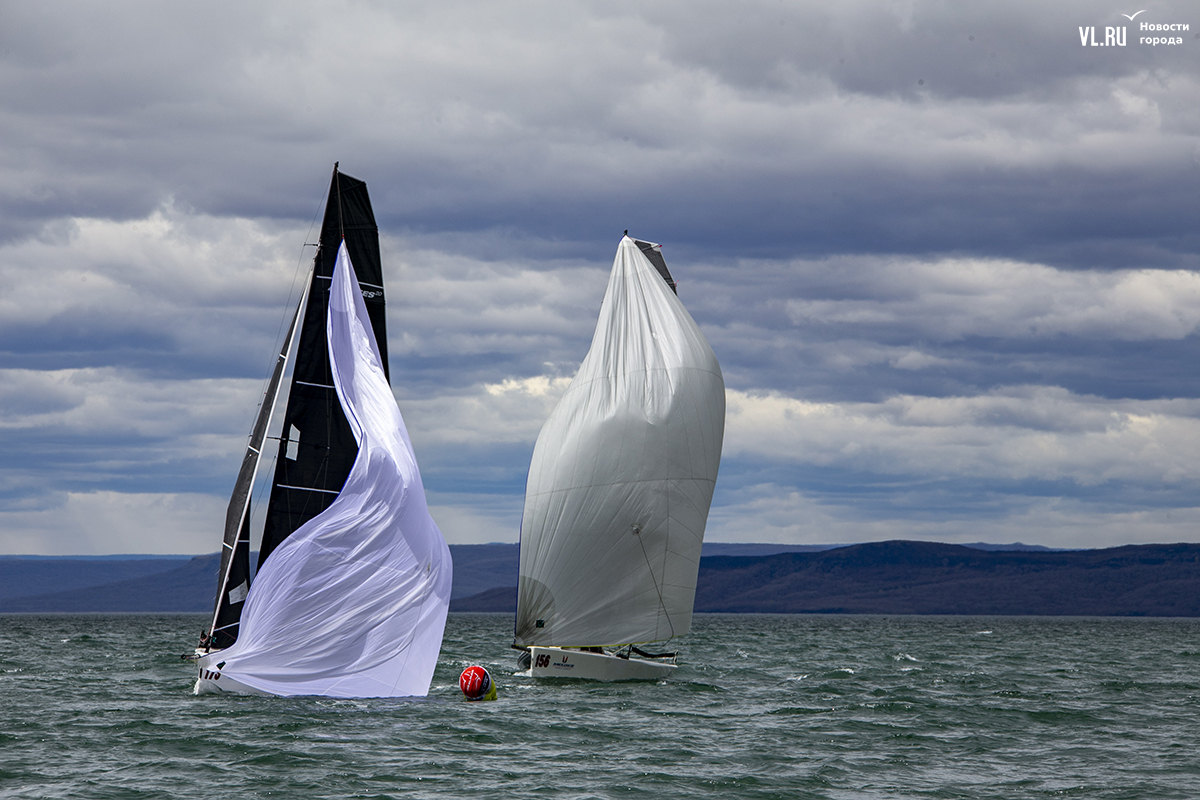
[258,166,390,570]
[207,281,307,649]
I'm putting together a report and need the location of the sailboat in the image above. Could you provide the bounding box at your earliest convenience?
[513,235,725,681]
[192,166,452,698]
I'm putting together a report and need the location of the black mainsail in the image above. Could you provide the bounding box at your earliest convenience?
[206,166,389,650]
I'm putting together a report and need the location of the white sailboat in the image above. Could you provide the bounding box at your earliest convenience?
[192,167,452,698]
[513,235,725,681]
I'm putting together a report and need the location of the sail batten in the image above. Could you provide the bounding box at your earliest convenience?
[274,483,340,495]
[514,236,724,650]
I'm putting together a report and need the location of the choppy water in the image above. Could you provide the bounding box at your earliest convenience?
[2,613,1199,799]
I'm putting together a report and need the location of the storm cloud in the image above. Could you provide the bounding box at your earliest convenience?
[1,0,1197,552]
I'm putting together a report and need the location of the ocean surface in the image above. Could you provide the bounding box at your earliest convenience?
[2,613,1198,799]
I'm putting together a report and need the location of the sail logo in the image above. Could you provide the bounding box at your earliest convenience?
[360,289,382,299]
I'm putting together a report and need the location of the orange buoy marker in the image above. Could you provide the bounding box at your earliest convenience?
[460,665,497,701]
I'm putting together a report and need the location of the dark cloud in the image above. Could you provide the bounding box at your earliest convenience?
[643,1,1194,99]
[1,0,1198,551]
[3,1,1196,263]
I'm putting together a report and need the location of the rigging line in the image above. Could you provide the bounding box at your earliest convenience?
[633,522,676,641]
[278,175,328,364]
[247,172,327,451]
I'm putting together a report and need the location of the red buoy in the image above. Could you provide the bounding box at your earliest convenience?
[459,665,496,701]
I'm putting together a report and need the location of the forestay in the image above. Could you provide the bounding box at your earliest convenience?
[515,236,725,648]
[209,243,452,697]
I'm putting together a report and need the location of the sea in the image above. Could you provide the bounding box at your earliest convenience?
[2,613,1198,799]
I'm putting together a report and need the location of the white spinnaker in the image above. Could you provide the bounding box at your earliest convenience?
[212,242,452,698]
[515,236,724,648]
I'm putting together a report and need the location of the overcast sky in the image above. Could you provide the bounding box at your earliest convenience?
[2,0,1198,554]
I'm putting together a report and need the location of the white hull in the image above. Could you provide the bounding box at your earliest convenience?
[193,650,272,696]
[528,647,676,681]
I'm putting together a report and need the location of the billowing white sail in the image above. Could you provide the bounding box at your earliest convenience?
[208,242,452,697]
[515,236,724,648]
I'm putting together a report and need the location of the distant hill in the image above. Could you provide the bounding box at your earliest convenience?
[445,541,1200,616]
[0,553,218,613]
[4,541,1198,616]
[700,543,840,557]
[694,541,1200,616]
[0,545,521,613]
[0,556,192,601]
[447,544,518,599]
[450,585,517,613]
[957,542,1068,552]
